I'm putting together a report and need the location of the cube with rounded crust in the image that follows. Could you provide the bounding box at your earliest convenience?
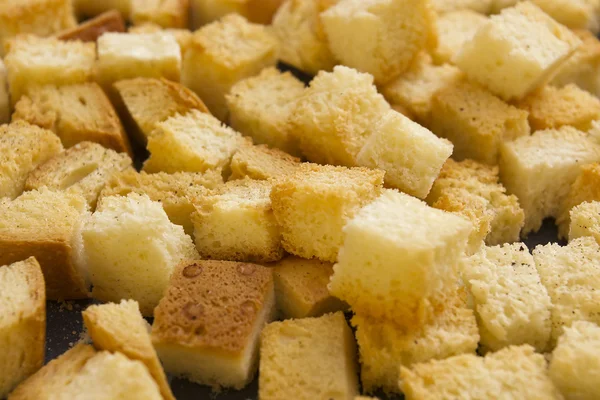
[569,201,600,244]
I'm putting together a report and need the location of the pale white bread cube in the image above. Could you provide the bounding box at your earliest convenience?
[74,0,132,19]
[570,201,600,244]
[229,142,301,181]
[432,10,488,65]
[432,0,492,13]
[131,0,189,29]
[329,190,473,324]
[191,0,284,28]
[0,60,9,124]
[557,163,600,240]
[320,0,438,85]
[128,23,192,58]
[531,0,600,33]
[549,321,600,400]
[455,2,582,101]
[551,30,600,96]
[81,193,199,316]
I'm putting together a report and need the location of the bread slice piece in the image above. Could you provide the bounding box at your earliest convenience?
[191,0,284,27]
[152,260,276,389]
[551,30,600,96]
[0,257,45,398]
[432,10,488,65]
[56,10,126,42]
[128,23,193,57]
[432,0,492,13]
[259,312,359,400]
[557,163,600,239]
[131,0,190,29]
[569,201,600,244]
[531,0,600,33]
[229,142,301,181]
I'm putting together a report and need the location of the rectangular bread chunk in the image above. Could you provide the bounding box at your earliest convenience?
[128,23,193,57]
[152,260,276,389]
[56,10,126,42]
[0,257,45,398]
[569,201,600,244]
[191,0,283,28]
[551,30,600,96]
[259,312,359,400]
[557,163,600,239]
[229,142,301,181]
[131,0,190,29]
[531,0,600,33]
[432,10,488,65]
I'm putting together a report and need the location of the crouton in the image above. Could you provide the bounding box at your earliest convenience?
[569,201,600,244]
[531,0,600,33]
[229,142,301,181]
[432,0,492,14]
[56,10,126,42]
[557,163,600,239]
[131,0,190,29]
[128,23,193,57]
[551,30,600,96]
[191,0,284,28]
[432,10,488,65]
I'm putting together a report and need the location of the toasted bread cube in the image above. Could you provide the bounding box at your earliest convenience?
[131,0,190,29]
[569,201,600,244]
[152,260,275,389]
[191,0,284,27]
[329,190,473,323]
[429,79,530,165]
[271,164,384,262]
[552,30,600,96]
[432,0,492,13]
[82,193,199,316]
[13,83,131,154]
[182,14,279,121]
[144,110,243,174]
[557,163,600,239]
[56,10,126,42]
[354,288,479,394]
[0,258,45,398]
[290,66,390,166]
[455,2,581,101]
[259,312,359,400]
[226,68,305,155]
[499,127,600,235]
[229,142,301,181]
[0,60,8,124]
[532,0,600,33]
[4,36,95,107]
[432,10,488,65]
[356,110,453,199]
[74,0,132,19]
[0,121,63,199]
[320,0,437,85]
[272,256,347,319]
[128,23,194,57]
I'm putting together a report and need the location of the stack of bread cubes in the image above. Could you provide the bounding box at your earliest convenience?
[2,0,600,399]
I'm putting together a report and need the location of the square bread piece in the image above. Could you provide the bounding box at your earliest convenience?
[569,201,600,244]
[128,23,194,57]
[259,312,359,400]
[182,14,279,121]
[432,10,488,65]
[290,66,390,167]
[356,109,453,199]
[329,190,472,323]
[4,35,95,107]
[533,237,600,346]
[0,121,63,199]
[551,30,600,96]
[432,0,492,13]
[13,83,131,154]
[400,345,563,400]
[463,243,552,353]
[191,0,283,27]
[152,260,276,390]
[229,142,301,181]
[428,79,530,165]
[531,0,600,33]
[499,126,600,236]
[81,193,199,316]
[353,288,479,394]
[192,178,284,263]
[557,163,600,239]
[0,257,45,399]
[320,0,437,85]
[272,256,347,319]
[24,142,133,209]
[0,189,88,300]
[549,321,600,400]
[226,67,305,155]
[131,0,190,29]
[55,10,126,42]
[271,164,384,262]
[82,300,174,400]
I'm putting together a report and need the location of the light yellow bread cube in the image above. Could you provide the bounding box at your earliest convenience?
[455,2,582,101]
[74,0,132,19]
[552,30,600,96]
[499,127,600,235]
[272,256,347,319]
[569,201,600,244]
[229,142,301,181]
[356,109,454,199]
[191,0,284,28]
[432,10,488,65]
[290,66,390,166]
[131,0,190,29]
[0,121,63,200]
[226,67,305,155]
[329,190,473,323]
[429,79,530,165]
[432,0,492,14]
[81,193,199,316]
[55,10,126,42]
[0,60,9,125]
[270,164,384,262]
[531,0,600,33]
[182,14,279,121]
[152,260,276,389]
[0,258,45,399]
[128,23,193,57]
[320,0,437,85]
[557,163,600,239]
[549,321,600,400]
[259,312,359,400]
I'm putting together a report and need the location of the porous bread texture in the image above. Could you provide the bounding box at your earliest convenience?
[229,142,301,181]
[455,1,582,101]
[74,0,132,19]
[0,258,45,399]
[557,163,600,239]
[432,0,492,13]
[191,0,284,28]
[432,10,488,65]
[55,10,126,42]
[0,60,9,124]
[128,23,193,57]
[81,193,199,316]
[130,0,190,29]
[569,201,600,244]
[259,312,359,400]
[270,163,384,262]
[551,30,600,96]
[0,188,89,300]
[531,0,600,33]
[152,260,276,390]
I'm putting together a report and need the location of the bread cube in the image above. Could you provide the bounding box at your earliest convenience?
[271,164,384,262]
[74,0,131,19]
[0,258,45,398]
[499,127,600,235]
[182,14,279,121]
[152,260,276,389]
[191,0,284,28]
[131,0,190,29]
[429,79,530,165]
[432,0,492,14]
[531,0,600,33]
[13,83,131,154]
[432,10,488,65]
[557,163,600,239]
[192,178,284,263]
[226,67,305,155]
[259,312,359,400]
[0,60,9,125]
[81,193,199,316]
[229,142,301,181]
[329,190,473,323]
[455,2,581,101]
[4,35,95,107]
[290,66,390,166]
[552,30,600,96]
[356,110,453,199]
[0,121,63,199]
[569,201,600,244]
[320,0,437,85]
[56,10,126,42]
[128,24,193,57]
